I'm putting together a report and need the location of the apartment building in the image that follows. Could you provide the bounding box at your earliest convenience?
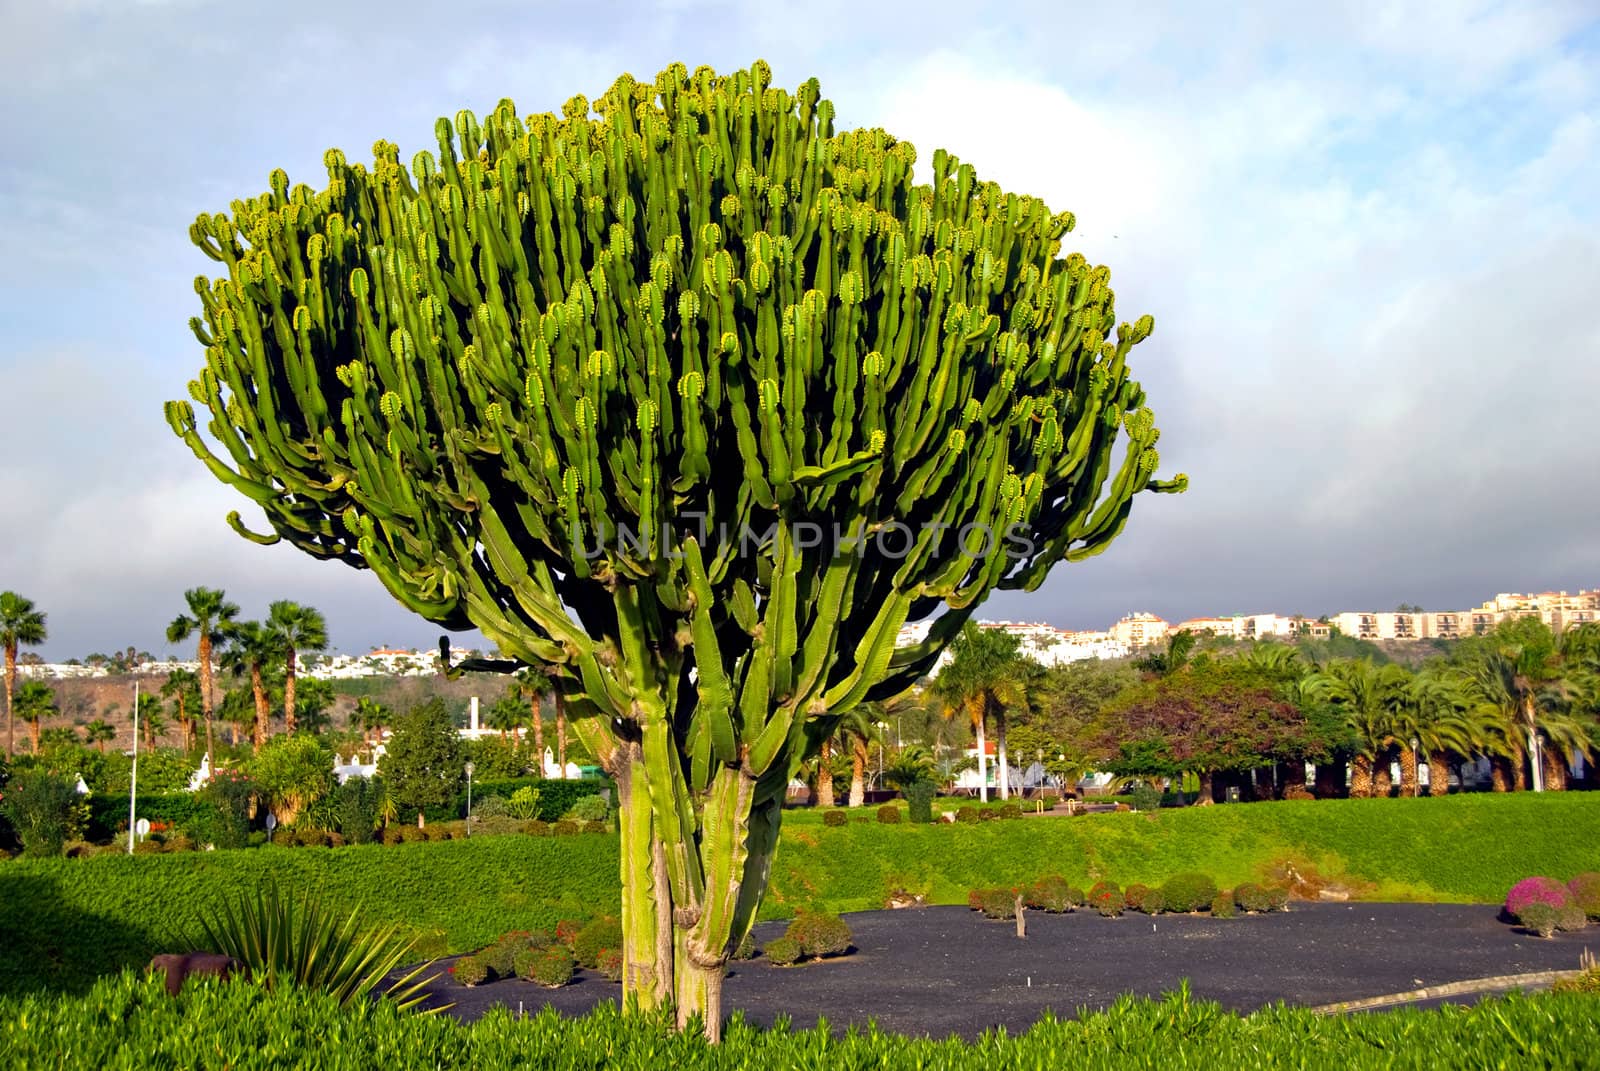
[1108,612,1170,649]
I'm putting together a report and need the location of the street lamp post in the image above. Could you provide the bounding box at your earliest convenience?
[465,761,475,836]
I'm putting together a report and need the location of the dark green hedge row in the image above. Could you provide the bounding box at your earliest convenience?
[0,836,616,996]
[4,973,1598,1069]
[85,795,230,841]
[454,777,610,823]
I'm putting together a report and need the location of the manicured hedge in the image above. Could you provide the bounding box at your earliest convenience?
[85,794,232,841]
[0,836,616,996]
[460,778,610,822]
[3,973,1598,1069]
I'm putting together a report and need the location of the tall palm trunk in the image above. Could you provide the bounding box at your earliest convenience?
[848,740,866,808]
[970,696,988,804]
[4,645,15,758]
[816,737,835,807]
[995,706,1010,801]
[250,663,269,750]
[1490,756,1511,792]
[1313,761,1343,798]
[29,718,41,754]
[1427,753,1450,797]
[1350,754,1375,798]
[283,643,298,734]
[1511,747,1528,791]
[1373,756,1393,797]
[199,633,215,760]
[531,693,545,770]
[1397,746,1419,797]
[1542,745,1569,791]
[555,692,568,778]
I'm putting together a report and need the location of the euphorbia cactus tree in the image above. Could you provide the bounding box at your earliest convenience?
[167,61,1184,1036]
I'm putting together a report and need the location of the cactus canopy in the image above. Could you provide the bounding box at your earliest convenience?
[168,61,1184,1037]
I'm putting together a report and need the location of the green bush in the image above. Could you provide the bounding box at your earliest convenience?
[786,912,852,957]
[331,778,383,845]
[1134,889,1166,914]
[524,819,551,837]
[954,807,979,824]
[565,795,611,823]
[573,917,623,969]
[822,810,848,828]
[999,804,1022,820]
[595,947,624,982]
[903,782,936,824]
[582,820,609,835]
[1556,904,1588,933]
[452,954,490,987]
[1211,892,1237,918]
[731,932,757,960]
[1161,872,1219,913]
[1264,886,1290,912]
[973,888,1016,920]
[461,779,609,823]
[1124,884,1152,911]
[875,805,901,825]
[1520,902,1560,938]
[1129,785,1162,812]
[483,934,520,977]
[473,795,509,819]
[1233,883,1271,913]
[511,944,542,979]
[528,948,574,988]
[1024,875,1073,913]
[1568,873,1600,920]
[551,820,580,837]
[977,808,998,822]
[763,935,802,966]
[0,770,87,857]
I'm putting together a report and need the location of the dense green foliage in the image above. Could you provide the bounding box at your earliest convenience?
[379,699,463,823]
[0,768,86,856]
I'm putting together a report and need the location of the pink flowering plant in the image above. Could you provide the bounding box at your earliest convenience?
[1505,876,1571,920]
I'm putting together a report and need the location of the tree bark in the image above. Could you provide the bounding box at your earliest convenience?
[1350,754,1374,798]
[250,664,268,751]
[4,645,15,758]
[972,697,988,804]
[1427,753,1451,797]
[1542,745,1569,791]
[555,692,568,778]
[283,643,298,735]
[1276,761,1302,798]
[816,737,835,808]
[1195,769,1215,805]
[1397,747,1419,797]
[1373,754,1393,797]
[848,742,865,808]
[1313,761,1344,799]
[199,634,215,763]
[1490,756,1511,792]
[531,692,545,769]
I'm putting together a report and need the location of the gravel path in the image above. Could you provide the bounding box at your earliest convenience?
[418,903,1596,1038]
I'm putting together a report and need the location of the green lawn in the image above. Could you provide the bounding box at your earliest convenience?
[5,793,1595,996]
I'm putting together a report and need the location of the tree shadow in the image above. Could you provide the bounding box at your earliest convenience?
[0,871,164,997]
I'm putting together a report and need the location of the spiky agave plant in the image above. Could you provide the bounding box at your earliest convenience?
[195,880,440,1011]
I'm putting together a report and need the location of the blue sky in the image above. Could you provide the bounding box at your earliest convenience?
[2,0,1596,658]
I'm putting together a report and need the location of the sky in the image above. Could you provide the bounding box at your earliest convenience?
[1,0,1596,659]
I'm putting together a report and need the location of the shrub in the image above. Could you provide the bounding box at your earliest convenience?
[1088,882,1124,917]
[573,917,623,969]
[196,771,258,849]
[473,795,509,819]
[1556,904,1588,933]
[1211,892,1237,918]
[399,826,425,844]
[582,820,609,835]
[381,827,404,846]
[523,819,551,837]
[482,934,519,978]
[1129,785,1162,812]
[554,919,583,949]
[973,888,1017,920]
[595,947,623,982]
[1506,876,1571,920]
[247,735,335,828]
[1233,882,1271,913]
[1024,875,1073,913]
[565,795,611,823]
[763,935,802,966]
[528,948,574,988]
[292,827,329,848]
[506,786,543,821]
[731,932,757,960]
[0,769,87,857]
[904,781,936,824]
[511,944,543,980]
[1124,884,1152,911]
[1520,902,1560,938]
[165,833,197,853]
[786,912,852,957]
[331,778,382,845]
[247,830,269,848]
[550,820,580,837]
[876,805,901,825]
[999,804,1022,820]
[954,807,979,824]
[822,810,848,827]
[977,808,998,822]
[1162,872,1219,913]
[1264,886,1290,912]
[1567,873,1600,920]
[1134,889,1166,915]
[1065,886,1087,907]
[453,953,490,987]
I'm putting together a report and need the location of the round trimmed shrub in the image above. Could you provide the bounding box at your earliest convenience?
[529,948,574,988]
[565,794,612,822]
[523,819,551,836]
[787,912,852,956]
[764,935,802,966]
[876,805,901,824]
[1506,876,1571,920]
[1161,872,1219,913]
[973,888,1017,921]
[1567,873,1600,920]
[1556,904,1587,932]
[596,947,624,982]
[381,827,403,845]
[1135,889,1166,914]
[573,917,623,969]
[1211,892,1237,918]
[1024,875,1073,913]
[511,944,543,979]
[731,932,758,960]
[999,803,1022,819]
[1088,881,1124,917]
[582,820,609,834]
[453,954,490,987]
[1065,886,1087,907]
[1124,884,1151,911]
[955,806,979,824]
[483,935,519,977]
[551,819,580,837]
[1264,886,1290,912]
[977,807,999,821]
[1520,902,1560,938]
[822,809,848,827]
[554,919,583,948]
[904,781,937,823]
[1233,883,1271,913]
[399,825,425,843]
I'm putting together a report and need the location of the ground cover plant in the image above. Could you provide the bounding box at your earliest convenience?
[5,974,1599,1069]
[165,57,1184,1036]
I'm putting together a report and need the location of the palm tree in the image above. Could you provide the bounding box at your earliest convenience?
[1135,629,1198,677]
[834,706,882,808]
[932,624,1034,802]
[13,681,57,754]
[1309,659,1410,798]
[1,592,48,757]
[160,668,202,752]
[131,692,168,750]
[514,668,548,761]
[1406,671,1479,797]
[166,587,239,760]
[1464,644,1565,791]
[354,697,392,750]
[265,601,327,734]
[82,718,116,753]
[220,621,278,750]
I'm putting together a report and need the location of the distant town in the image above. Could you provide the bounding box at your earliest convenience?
[16,587,1597,680]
